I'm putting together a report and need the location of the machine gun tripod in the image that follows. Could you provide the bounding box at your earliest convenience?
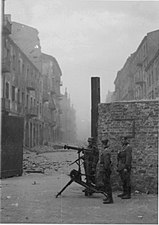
[55,145,108,198]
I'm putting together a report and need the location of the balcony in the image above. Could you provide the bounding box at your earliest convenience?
[2,56,10,72]
[1,98,10,112]
[26,81,35,91]
[25,106,38,118]
[3,16,12,35]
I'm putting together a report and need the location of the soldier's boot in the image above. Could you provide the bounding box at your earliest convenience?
[121,187,131,199]
[103,194,114,204]
[121,194,131,199]
[118,184,127,197]
[103,197,113,204]
[117,192,126,197]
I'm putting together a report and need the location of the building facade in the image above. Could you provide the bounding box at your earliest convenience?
[41,53,63,143]
[113,30,159,101]
[60,89,77,144]
[10,21,42,72]
[2,16,43,148]
[2,14,76,148]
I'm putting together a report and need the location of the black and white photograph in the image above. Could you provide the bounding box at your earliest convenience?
[1,0,158,224]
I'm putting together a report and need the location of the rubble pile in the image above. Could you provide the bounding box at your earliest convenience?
[23,146,75,176]
[28,143,67,154]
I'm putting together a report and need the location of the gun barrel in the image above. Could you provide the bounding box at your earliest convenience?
[64,145,91,152]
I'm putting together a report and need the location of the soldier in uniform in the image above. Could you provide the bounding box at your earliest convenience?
[83,137,99,196]
[91,138,99,182]
[117,137,132,199]
[96,139,113,204]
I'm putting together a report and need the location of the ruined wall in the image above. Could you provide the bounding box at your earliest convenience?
[97,100,158,193]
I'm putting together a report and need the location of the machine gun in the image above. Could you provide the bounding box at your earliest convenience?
[55,144,107,198]
[63,144,91,153]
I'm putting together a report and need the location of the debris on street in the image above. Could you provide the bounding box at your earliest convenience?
[23,145,76,176]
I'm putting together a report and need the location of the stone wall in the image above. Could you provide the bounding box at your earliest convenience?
[97,100,158,193]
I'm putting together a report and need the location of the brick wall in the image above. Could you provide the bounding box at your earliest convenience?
[97,100,158,193]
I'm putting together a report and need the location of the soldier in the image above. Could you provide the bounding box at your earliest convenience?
[96,139,113,204]
[83,137,99,196]
[117,137,132,199]
[91,138,99,182]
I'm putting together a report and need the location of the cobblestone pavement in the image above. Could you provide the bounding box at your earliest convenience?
[1,150,158,224]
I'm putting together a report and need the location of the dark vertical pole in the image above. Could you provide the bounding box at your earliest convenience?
[91,77,100,141]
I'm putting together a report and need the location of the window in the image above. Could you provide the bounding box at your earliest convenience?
[17,89,20,104]
[152,90,154,99]
[27,67,29,78]
[26,94,29,108]
[30,97,33,109]
[7,48,10,59]
[149,74,151,87]
[12,86,15,101]
[5,82,9,99]
[40,102,42,114]
[13,55,16,70]
[155,87,159,97]
[22,64,25,76]
[31,69,33,78]
[18,60,21,73]
[152,70,154,84]
[22,92,25,105]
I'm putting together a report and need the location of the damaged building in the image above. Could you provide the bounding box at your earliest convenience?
[41,53,63,143]
[1,14,77,150]
[106,30,159,102]
[60,89,77,144]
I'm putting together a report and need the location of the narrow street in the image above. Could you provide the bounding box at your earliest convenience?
[1,149,158,224]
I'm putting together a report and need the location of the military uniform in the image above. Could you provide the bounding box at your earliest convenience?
[96,140,113,204]
[100,148,113,203]
[84,140,99,185]
[117,143,132,199]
